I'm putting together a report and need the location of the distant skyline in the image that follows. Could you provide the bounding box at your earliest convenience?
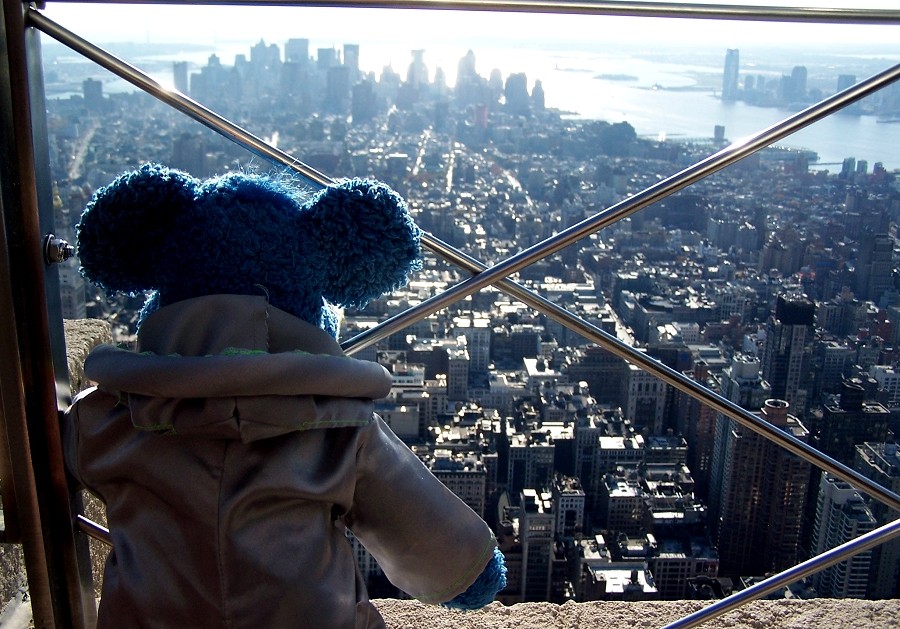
[40,2,900,52]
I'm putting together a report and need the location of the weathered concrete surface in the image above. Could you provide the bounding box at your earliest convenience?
[376,598,900,629]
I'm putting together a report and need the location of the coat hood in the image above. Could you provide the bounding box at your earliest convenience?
[83,294,393,443]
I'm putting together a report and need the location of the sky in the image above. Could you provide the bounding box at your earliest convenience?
[38,1,900,52]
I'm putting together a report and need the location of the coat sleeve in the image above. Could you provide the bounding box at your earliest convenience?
[344,417,497,604]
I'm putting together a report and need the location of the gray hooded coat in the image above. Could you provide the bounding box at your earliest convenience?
[63,294,497,628]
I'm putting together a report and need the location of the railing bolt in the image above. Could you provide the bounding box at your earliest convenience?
[42,234,74,265]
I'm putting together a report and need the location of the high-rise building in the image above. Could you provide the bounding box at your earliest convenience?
[171,132,207,177]
[853,442,900,598]
[623,362,667,435]
[453,315,491,377]
[446,338,470,401]
[760,294,815,415]
[722,49,740,101]
[550,475,585,540]
[837,74,862,114]
[82,78,104,113]
[284,38,309,64]
[429,450,487,518]
[708,355,770,515]
[855,232,894,303]
[810,474,876,598]
[406,49,428,88]
[172,61,189,94]
[343,43,360,81]
[520,489,555,602]
[711,399,810,576]
[817,379,890,465]
[504,72,531,115]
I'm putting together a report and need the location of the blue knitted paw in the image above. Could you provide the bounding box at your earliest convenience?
[443,548,507,610]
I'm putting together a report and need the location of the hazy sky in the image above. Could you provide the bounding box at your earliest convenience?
[39,2,900,51]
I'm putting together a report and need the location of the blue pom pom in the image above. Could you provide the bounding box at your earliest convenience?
[76,163,199,296]
[300,178,422,309]
[443,548,507,610]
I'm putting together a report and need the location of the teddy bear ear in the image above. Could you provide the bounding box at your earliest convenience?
[76,163,199,295]
[300,178,423,309]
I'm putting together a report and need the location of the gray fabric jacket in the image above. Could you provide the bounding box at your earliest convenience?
[63,294,497,629]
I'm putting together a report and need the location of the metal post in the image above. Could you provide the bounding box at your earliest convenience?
[35,0,900,25]
[0,0,92,626]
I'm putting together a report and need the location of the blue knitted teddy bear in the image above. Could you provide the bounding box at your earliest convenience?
[73,163,506,622]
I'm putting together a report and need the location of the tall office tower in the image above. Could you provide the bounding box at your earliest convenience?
[508,435,555,498]
[172,61,189,94]
[573,414,605,515]
[316,47,338,71]
[406,49,429,88]
[446,338,470,401]
[504,72,531,115]
[551,475,585,540]
[788,65,808,102]
[818,380,890,466]
[623,363,666,435]
[722,49,740,101]
[708,355,770,516]
[250,39,280,70]
[343,43,360,80]
[855,232,895,303]
[678,361,720,500]
[82,78,104,113]
[814,340,852,398]
[836,74,862,114]
[285,38,309,64]
[711,399,810,576]
[567,346,626,405]
[810,474,876,598]
[453,315,491,378]
[53,183,86,320]
[531,80,546,111]
[853,442,900,598]
[171,132,207,177]
[429,450,487,518]
[760,294,815,415]
[324,65,351,114]
[837,74,857,92]
[351,79,378,123]
[520,489,554,602]
[841,157,857,177]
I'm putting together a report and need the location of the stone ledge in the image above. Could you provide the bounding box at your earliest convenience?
[375,598,900,628]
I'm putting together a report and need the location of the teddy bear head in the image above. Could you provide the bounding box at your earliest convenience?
[76,163,422,338]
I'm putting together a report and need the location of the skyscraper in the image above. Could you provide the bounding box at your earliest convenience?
[722,49,740,101]
[708,355,770,515]
[810,474,876,598]
[520,489,554,602]
[854,232,894,303]
[761,294,815,415]
[853,442,900,598]
[711,399,810,576]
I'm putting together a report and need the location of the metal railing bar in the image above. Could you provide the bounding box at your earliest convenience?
[75,514,112,546]
[28,8,900,511]
[341,61,900,353]
[40,1,900,25]
[662,517,900,629]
